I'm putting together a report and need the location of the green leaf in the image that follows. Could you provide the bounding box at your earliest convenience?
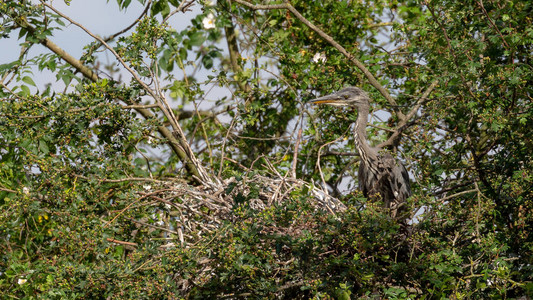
[18,28,28,40]
[189,31,205,47]
[122,0,132,9]
[0,61,19,74]
[22,76,36,87]
[169,80,185,99]
[47,59,57,72]
[55,18,65,27]
[202,56,213,69]
[39,140,49,155]
[151,0,170,18]
[19,85,30,96]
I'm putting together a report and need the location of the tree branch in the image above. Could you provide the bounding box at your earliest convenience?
[377,78,439,149]
[103,0,152,43]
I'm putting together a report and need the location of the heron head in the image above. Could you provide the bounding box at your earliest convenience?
[310,86,370,109]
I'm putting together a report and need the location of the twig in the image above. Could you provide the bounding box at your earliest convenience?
[438,189,477,202]
[106,238,138,247]
[218,115,238,177]
[104,192,152,228]
[121,104,160,109]
[477,0,510,50]
[74,174,167,183]
[0,186,17,193]
[405,78,440,122]
[316,135,346,196]
[290,126,303,179]
[163,0,196,23]
[104,0,152,43]
[129,218,178,235]
[42,2,155,98]
[377,78,440,149]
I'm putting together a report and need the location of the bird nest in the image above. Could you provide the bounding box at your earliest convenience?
[127,173,346,248]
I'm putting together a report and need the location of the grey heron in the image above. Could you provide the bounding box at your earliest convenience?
[311,87,411,218]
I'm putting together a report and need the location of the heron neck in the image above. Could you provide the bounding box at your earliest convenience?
[354,108,377,160]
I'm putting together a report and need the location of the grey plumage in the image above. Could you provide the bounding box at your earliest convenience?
[310,87,411,217]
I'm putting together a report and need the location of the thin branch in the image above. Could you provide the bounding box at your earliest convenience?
[218,113,238,177]
[0,186,18,193]
[438,189,477,202]
[223,10,251,93]
[233,134,289,141]
[121,104,160,109]
[74,174,169,184]
[377,78,439,149]
[405,78,439,121]
[16,17,98,82]
[162,0,196,23]
[0,82,28,101]
[322,151,359,157]
[106,238,138,248]
[103,0,152,43]
[41,2,158,101]
[424,1,479,102]
[367,22,393,28]
[129,218,178,235]
[477,0,510,50]
[316,134,346,197]
[290,126,303,178]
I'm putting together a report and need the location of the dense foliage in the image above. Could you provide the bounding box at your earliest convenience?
[1,0,531,298]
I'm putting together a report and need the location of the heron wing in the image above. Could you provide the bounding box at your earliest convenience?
[381,153,411,202]
[394,160,412,200]
[358,159,372,198]
[358,151,411,209]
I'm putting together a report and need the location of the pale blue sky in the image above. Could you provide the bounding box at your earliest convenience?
[1,0,202,90]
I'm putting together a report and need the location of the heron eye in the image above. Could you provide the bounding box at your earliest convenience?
[343,95,349,99]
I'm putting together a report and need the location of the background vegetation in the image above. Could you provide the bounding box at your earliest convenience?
[1,0,532,298]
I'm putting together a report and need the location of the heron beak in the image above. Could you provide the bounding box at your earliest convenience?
[309,94,347,106]
[310,99,336,104]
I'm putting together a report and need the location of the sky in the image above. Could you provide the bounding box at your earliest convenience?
[1,0,202,91]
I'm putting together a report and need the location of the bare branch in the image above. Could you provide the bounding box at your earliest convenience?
[121,104,160,109]
[437,189,477,202]
[103,0,152,43]
[129,218,179,235]
[0,186,18,193]
[405,78,439,121]
[377,78,439,149]
[106,238,138,248]
[316,134,346,197]
[163,0,196,23]
[291,127,303,179]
